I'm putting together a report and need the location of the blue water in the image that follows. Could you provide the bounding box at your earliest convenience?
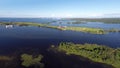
[0,18,119,68]
[0,18,56,23]
[0,18,120,54]
[0,25,120,49]
[51,21,120,29]
[74,22,120,29]
[1,18,120,29]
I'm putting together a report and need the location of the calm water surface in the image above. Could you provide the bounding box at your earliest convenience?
[0,18,120,29]
[0,25,120,54]
[0,18,120,68]
[0,18,120,54]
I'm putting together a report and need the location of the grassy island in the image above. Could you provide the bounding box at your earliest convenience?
[51,42,120,68]
[65,27,105,34]
[0,22,120,34]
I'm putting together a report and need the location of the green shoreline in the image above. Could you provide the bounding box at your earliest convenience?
[0,22,120,34]
[51,42,120,68]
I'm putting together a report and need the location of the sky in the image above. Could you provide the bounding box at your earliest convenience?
[0,0,120,18]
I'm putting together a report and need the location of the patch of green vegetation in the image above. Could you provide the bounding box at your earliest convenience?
[0,22,47,27]
[66,27,106,34]
[21,54,44,68]
[53,42,120,68]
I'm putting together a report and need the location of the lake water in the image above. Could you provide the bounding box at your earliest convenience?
[0,18,120,68]
[51,21,120,29]
[1,18,120,29]
[0,18,120,52]
[0,18,56,23]
[0,25,120,54]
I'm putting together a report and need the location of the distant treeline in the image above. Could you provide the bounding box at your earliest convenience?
[68,18,120,23]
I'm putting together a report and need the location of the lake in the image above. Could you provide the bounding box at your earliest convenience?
[0,24,120,54]
[0,18,120,48]
[0,18,120,68]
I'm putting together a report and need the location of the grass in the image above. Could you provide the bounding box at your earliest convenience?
[52,42,120,68]
[0,22,47,27]
[65,27,105,34]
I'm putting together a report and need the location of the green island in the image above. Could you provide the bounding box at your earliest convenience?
[51,42,120,68]
[21,54,44,68]
[0,22,120,34]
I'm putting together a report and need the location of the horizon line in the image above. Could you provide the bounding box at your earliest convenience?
[0,17,120,19]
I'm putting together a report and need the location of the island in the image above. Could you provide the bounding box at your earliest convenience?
[50,42,120,68]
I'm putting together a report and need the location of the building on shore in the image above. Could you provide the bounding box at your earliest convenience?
[5,25,13,28]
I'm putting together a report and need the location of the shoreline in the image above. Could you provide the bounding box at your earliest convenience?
[50,42,120,68]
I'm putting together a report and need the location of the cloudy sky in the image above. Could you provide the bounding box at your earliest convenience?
[0,0,120,18]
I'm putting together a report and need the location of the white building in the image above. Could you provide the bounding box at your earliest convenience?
[6,25,13,28]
